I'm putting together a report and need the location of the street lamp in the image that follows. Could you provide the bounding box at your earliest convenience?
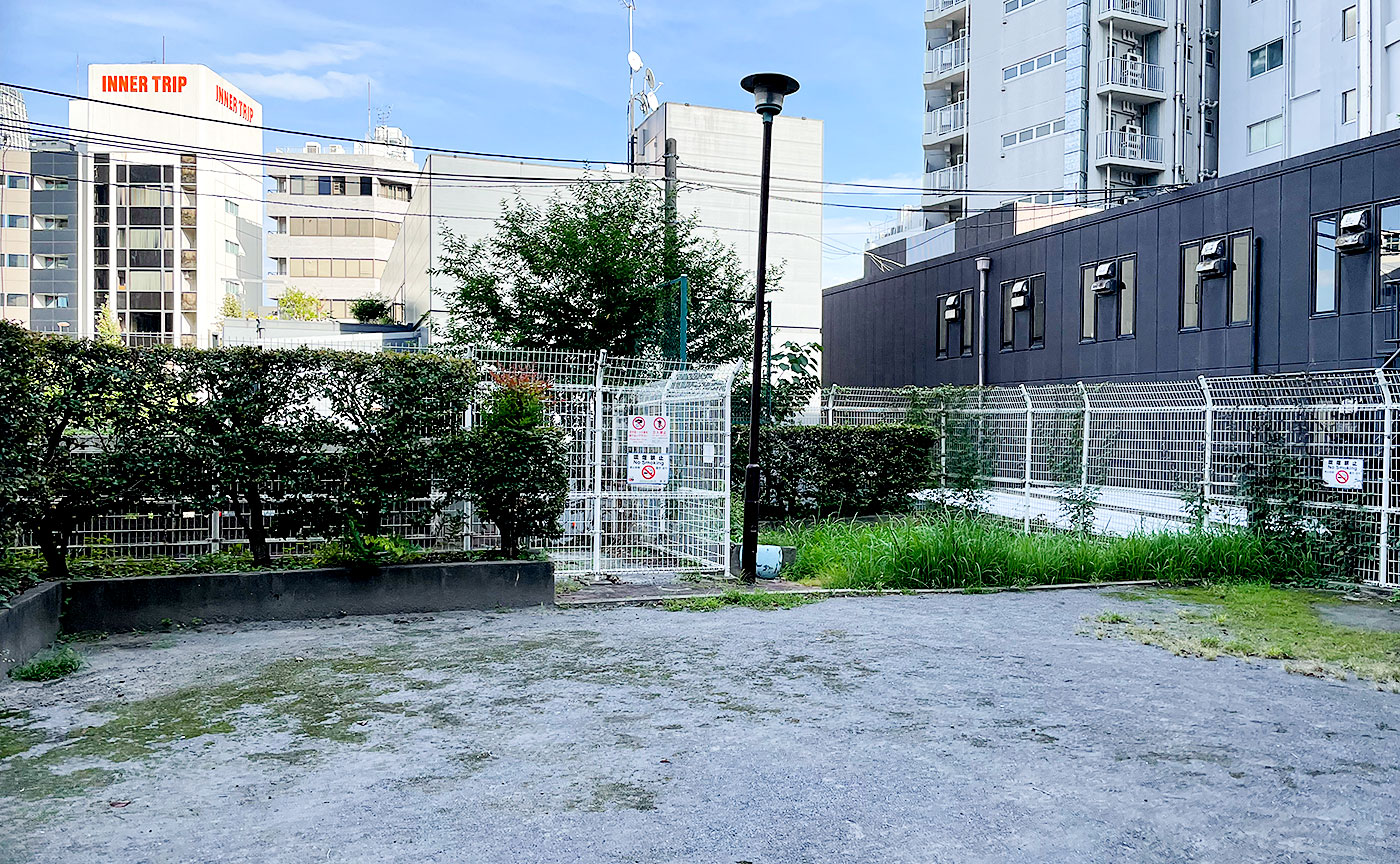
[738,72,799,583]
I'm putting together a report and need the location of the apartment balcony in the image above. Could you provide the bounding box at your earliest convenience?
[1096,0,1167,34]
[924,35,969,86]
[925,0,967,26]
[922,162,967,207]
[1096,57,1167,104]
[923,101,967,145]
[1094,130,1165,172]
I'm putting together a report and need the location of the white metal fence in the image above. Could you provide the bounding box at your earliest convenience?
[821,370,1400,587]
[38,348,737,579]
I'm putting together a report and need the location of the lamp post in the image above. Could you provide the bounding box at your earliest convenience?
[738,72,799,583]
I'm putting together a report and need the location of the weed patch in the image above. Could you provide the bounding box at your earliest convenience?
[661,589,822,612]
[1095,583,1400,687]
[8,647,82,682]
[764,516,1305,591]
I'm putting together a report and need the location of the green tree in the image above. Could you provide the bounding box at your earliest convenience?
[349,295,393,324]
[164,347,333,566]
[459,372,569,558]
[319,351,476,535]
[436,177,755,362]
[96,302,122,346]
[276,286,325,321]
[732,340,822,426]
[219,294,250,319]
[0,327,180,578]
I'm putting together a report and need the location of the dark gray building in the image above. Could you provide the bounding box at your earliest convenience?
[824,129,1400,388]
[25,140,83,336]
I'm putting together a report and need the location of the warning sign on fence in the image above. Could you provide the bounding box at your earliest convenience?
[627,453,671,488]
[627,414,670,448]
[1323,457,1364,491]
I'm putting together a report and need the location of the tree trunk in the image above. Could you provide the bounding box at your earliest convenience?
[38,526,69,581]
[244,483,272,567]
[499,522,518,559]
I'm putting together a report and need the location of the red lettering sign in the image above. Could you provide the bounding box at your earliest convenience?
[100,74,188,94]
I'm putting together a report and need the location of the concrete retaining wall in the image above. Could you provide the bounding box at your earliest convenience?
[60,560,553,634]
[0,582,62,676]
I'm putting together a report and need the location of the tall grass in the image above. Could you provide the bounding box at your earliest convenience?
[763,516,1315,591]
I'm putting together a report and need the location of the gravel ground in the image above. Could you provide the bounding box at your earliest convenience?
[2,589,1398,864]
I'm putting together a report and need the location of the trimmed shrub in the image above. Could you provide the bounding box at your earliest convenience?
[462,372,569,558]
[736,424,941,520]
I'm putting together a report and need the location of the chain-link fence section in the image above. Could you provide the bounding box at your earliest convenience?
[822,370,1400,587]
[30,347,737,580]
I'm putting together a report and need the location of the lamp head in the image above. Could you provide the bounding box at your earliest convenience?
[740,73,800,117]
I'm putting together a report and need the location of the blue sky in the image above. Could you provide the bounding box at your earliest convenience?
[1,0,924,285]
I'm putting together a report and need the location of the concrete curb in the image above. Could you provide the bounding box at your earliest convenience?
[557,579,1160,609]
[0,582,63,676]
[60,560,554,633]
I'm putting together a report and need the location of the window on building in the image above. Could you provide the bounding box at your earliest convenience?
[1181,244,1201,329]
[5,294,26,308]
[1230,234,1252,325]
[1081,255,1136,341]
[936,290,975,359]
[225,240,242,256]
[290,176,305,195]
[1343,6,1358,41]
[331,176,346,195]
[1248,39,1284,78]
[1204,117,1216,136]
[32,255,69,270]
[1000,275,1046,351]
[1247,115,1284,153]
[1001,118,1065,150]
[4,254,28,268]
[318,176,332,195]
[2,214,27,228]
[1314,216,1338,315]
[225,199,239,216]
[33,177,69,191]
[1002,48,1066,83]
[360,176,374,196]
[1205,48,1216,67]
[5,175,28,189]
[1004,0,1040,12]
[1343,89,1358,124]
[1379,204,1400,310]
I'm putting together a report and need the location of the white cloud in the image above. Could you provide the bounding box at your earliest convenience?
[226,41,378,72]
[227,70,371,102]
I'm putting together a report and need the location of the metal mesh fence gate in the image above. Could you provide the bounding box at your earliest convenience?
[32,348,737,580]
[822,370,1400,587]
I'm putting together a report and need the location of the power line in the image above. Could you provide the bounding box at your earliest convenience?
[4,81,653,169]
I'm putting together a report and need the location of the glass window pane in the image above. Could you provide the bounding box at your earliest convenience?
[1379,205,1400,309]
[1031,276,1045,344]
[1249,47,1265,77]
[1002,134,1017,147]
[960,291,974,355]
[1268,39,1283,70]
[1004,67,1017,81]
[1119,257,1136,337]
[1002,281,1015,349]
[1020,61,1036,74]
[1082,266,1096,340]
[1181,244,1200,329]
[1315,217,1338,314]
[937,294,949,356]
[1230,234,1252,324]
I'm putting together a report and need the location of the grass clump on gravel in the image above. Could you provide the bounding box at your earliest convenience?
[1092,582,1400,688]
[763,516,1307,591]
[8,647,82,682]
[662,589,822,612]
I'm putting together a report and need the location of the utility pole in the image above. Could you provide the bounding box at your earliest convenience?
[663,138,686,361]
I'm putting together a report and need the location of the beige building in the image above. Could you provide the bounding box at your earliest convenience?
[265,126,418,320]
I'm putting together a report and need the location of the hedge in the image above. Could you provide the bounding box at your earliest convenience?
[735,424,941,520]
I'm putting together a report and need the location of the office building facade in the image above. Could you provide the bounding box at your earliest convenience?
[70,64,262,347]
[265,126,417,320]
[0,140,84,335]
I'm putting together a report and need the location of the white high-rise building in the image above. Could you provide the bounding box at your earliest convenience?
[1218,1,1400,175]
[0,85,31,151]
[70,64,262,347]
[921,0,1219,230]
[265,126,418,321]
